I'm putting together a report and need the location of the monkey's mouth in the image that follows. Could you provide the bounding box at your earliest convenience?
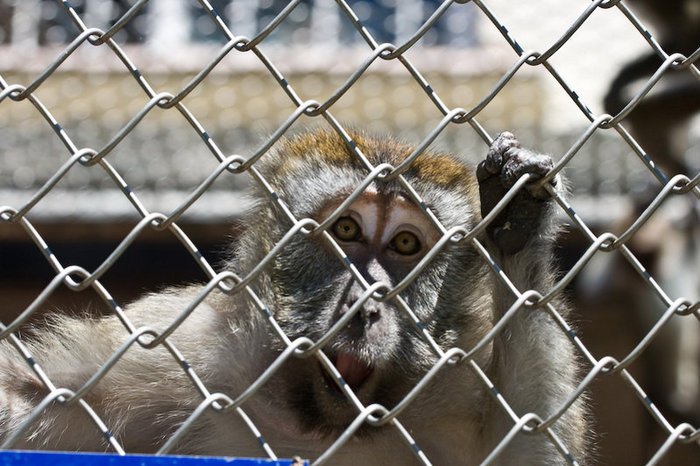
[322,352,374,398]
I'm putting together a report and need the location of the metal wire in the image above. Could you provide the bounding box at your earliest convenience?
[1,0,699,465]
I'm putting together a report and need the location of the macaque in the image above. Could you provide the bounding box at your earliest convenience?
[0,129,587,465]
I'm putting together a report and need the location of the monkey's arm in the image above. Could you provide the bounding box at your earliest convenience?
[0,288,237,453]
[475,132,587,464]
[0,316,131,451]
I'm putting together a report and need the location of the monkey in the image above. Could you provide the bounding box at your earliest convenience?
[604,0,700,177]
[0,129,587,465]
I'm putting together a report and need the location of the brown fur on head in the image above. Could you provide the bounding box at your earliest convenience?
[266,128,479,197]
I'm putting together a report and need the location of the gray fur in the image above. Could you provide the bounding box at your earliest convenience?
[0,130,587,465]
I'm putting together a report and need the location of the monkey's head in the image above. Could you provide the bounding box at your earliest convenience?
[234,129,493,434]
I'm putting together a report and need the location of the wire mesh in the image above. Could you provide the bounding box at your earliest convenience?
[1,0,699,465]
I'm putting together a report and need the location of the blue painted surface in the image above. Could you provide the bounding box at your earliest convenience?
[0,451,306,466]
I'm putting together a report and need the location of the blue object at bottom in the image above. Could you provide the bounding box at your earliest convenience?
[0,451,306,466]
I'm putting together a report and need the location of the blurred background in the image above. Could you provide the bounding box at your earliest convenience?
[1,0,699,464]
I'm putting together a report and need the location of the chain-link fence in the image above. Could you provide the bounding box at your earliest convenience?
[1,0,700,465]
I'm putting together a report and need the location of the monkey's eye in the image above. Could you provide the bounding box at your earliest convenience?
[390,231,422,256]
[332,217,362,242]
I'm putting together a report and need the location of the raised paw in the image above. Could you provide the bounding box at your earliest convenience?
[476,132,557,255]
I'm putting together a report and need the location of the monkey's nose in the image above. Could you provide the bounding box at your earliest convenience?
[359,302,380,326]
[343,282,383,327]
[342,297,381,329]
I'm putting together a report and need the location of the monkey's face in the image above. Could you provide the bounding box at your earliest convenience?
[266,185,479,433]
[315,188,441,358]
[248,131,488,435]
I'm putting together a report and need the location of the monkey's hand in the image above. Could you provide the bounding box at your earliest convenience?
[476,131,556,255]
